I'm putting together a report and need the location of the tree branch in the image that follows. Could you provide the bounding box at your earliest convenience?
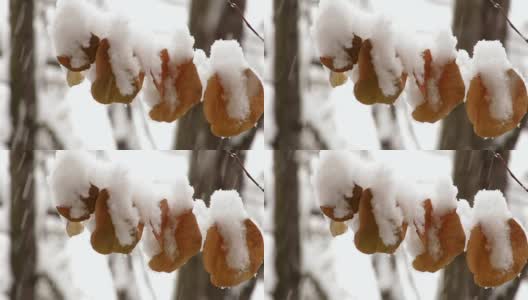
[226,150,264,192]
[492,151,528,193]
[227,0,264,42]
[488,0,528,44]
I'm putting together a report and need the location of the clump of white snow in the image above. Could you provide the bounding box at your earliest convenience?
[403,30,458,111]
[51,0,99,68]
[310,0,374,69]
[430,30,458,69]
[431,176,458,216]
[96,163,141,247]
[106,16,142,96]
[48,151,98,219]
[472,41,513,121]
[473,190,513,271]
[209,190,250,271]
[193,199,211,249]
[312,151,369,218]
[456,49,473,91]
[456,199,473,250]
[369,17,404,97]
[367,164,404,246]
[168,27,195,67]
[209,40,250,121]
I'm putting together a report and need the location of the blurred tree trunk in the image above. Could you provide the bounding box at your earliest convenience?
[272,0,301,299]
[273,0,301,150]
[9,0,37,298]
[174,150,261,300]
[439,150,524,300]
[273,150,301,300]
[439,0,517,150]
[174,0,259,150]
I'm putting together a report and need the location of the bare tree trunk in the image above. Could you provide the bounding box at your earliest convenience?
[439,0,514,150]
[174,0,258,150]
[439,150,521,300]
[273,0,301,150]
[272,0,301,298]
[174,150,260,300]
[273,150,301,300]
[9,0,37,298]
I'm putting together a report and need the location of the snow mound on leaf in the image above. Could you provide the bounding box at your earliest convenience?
[311,0,374,69]
[95,162,141,247]
[51,0,98,68]
[209,40,250,121]
[312,151,369,219]
[193,199,211,249]
[473,190,513,271]
[106,17,142,96]
[472,41,513,121]
[431,176,458,216]
[456,199,473,250]
[209,190,250,271]
[369,17,404,97]
[368,164,404,246]
[48,151,98,219]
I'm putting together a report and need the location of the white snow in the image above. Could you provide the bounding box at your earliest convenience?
[369,16,404,97]
[456,49,473,93]
[456,199,473,250]
[51,0,99,68]
[209,40,250,120]
[209,190,250,271]
[310,0,374,69]
[367,164,404,246]
[403,30,458,111]
[106,16,142,96]
[472,41,514,121]
[48,151,98,219]
[97,163,141,246]
[431,176,458,216]
[430,30,458,70]
[312,151,368,218]
[473,190,513,271]
[193,199,211,249]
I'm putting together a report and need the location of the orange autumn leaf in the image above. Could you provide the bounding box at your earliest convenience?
[411,49,465,123]
[57,34,100,72]
[412,199,466,272]
[354,40,407,105]
[320,35,363,73]
[203,219,264,287]
[148,49,202,122]
[91,38,145,105]
[466,69,528,138]
[90,189,144,255]
[466,219,528,287]
[148,200,202,272]
[56,184,99,222]
[203,69,264,137]
[354,188,407,254]
[320,184,362,222]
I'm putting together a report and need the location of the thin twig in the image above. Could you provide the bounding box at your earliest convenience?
[488,0,528,44]
[227,0,264,43]
[493,151,528,193]
[226,150,264,192]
